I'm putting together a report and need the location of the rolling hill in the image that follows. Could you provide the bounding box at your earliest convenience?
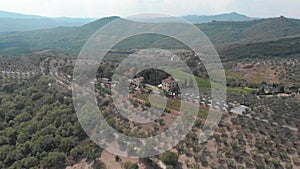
[0,10,95,32]
[219,35,300,60]
[130,12,253,24]
[182,12,254,24]
[198,16,300,44]
[0,16,119,55]
[0,10,44,19]
[0,15,299,60]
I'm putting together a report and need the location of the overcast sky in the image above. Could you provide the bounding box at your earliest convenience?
[0,0,299,18]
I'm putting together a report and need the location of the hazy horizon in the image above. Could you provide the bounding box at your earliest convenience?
[0,0,299,19]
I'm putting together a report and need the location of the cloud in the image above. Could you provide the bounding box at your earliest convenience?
[0,0,299,18]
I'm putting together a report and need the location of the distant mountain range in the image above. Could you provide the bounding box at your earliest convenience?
[0,11,254,32]
[0,10,45,19]
[0,10,96,32]
[183,12,254,24]
[0,13,299,60]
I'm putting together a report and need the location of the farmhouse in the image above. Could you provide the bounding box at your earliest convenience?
[162,77,179,96]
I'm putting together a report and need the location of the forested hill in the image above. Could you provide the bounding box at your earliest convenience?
[182,12,253,24]
[0,11,251,32]
[199,17,300,44]
[0,16,120,56]
[0,16,299,60]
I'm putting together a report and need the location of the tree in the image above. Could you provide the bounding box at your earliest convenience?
[145,101,151,107]
[59,137,74,152]
[70,146,84,160]
[6,128,18,145]
[41,152,66,168]
[124,161,138,169]
[22,156,38,168]
[160,152,179,166]
[43,93,54,104]
[115,155,121,162]
[13,112,32,124]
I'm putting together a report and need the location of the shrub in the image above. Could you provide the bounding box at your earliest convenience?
[160,151,179,166]
[124,161,138,169]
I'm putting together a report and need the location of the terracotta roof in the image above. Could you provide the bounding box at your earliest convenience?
[162,77,176,83]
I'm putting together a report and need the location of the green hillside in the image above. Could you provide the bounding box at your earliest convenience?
[219,35,300,60]
[0,16,119,55]
[198,17,300,44]
[166,68,251,94]
[0,16,299,59]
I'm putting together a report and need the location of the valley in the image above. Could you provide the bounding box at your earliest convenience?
[0,13,299,169]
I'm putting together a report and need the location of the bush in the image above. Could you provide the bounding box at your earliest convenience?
[160,152,179,166]
[145,101,151,107]
[124,161,138,169]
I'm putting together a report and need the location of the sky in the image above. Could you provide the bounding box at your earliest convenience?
[0,0,299,19]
